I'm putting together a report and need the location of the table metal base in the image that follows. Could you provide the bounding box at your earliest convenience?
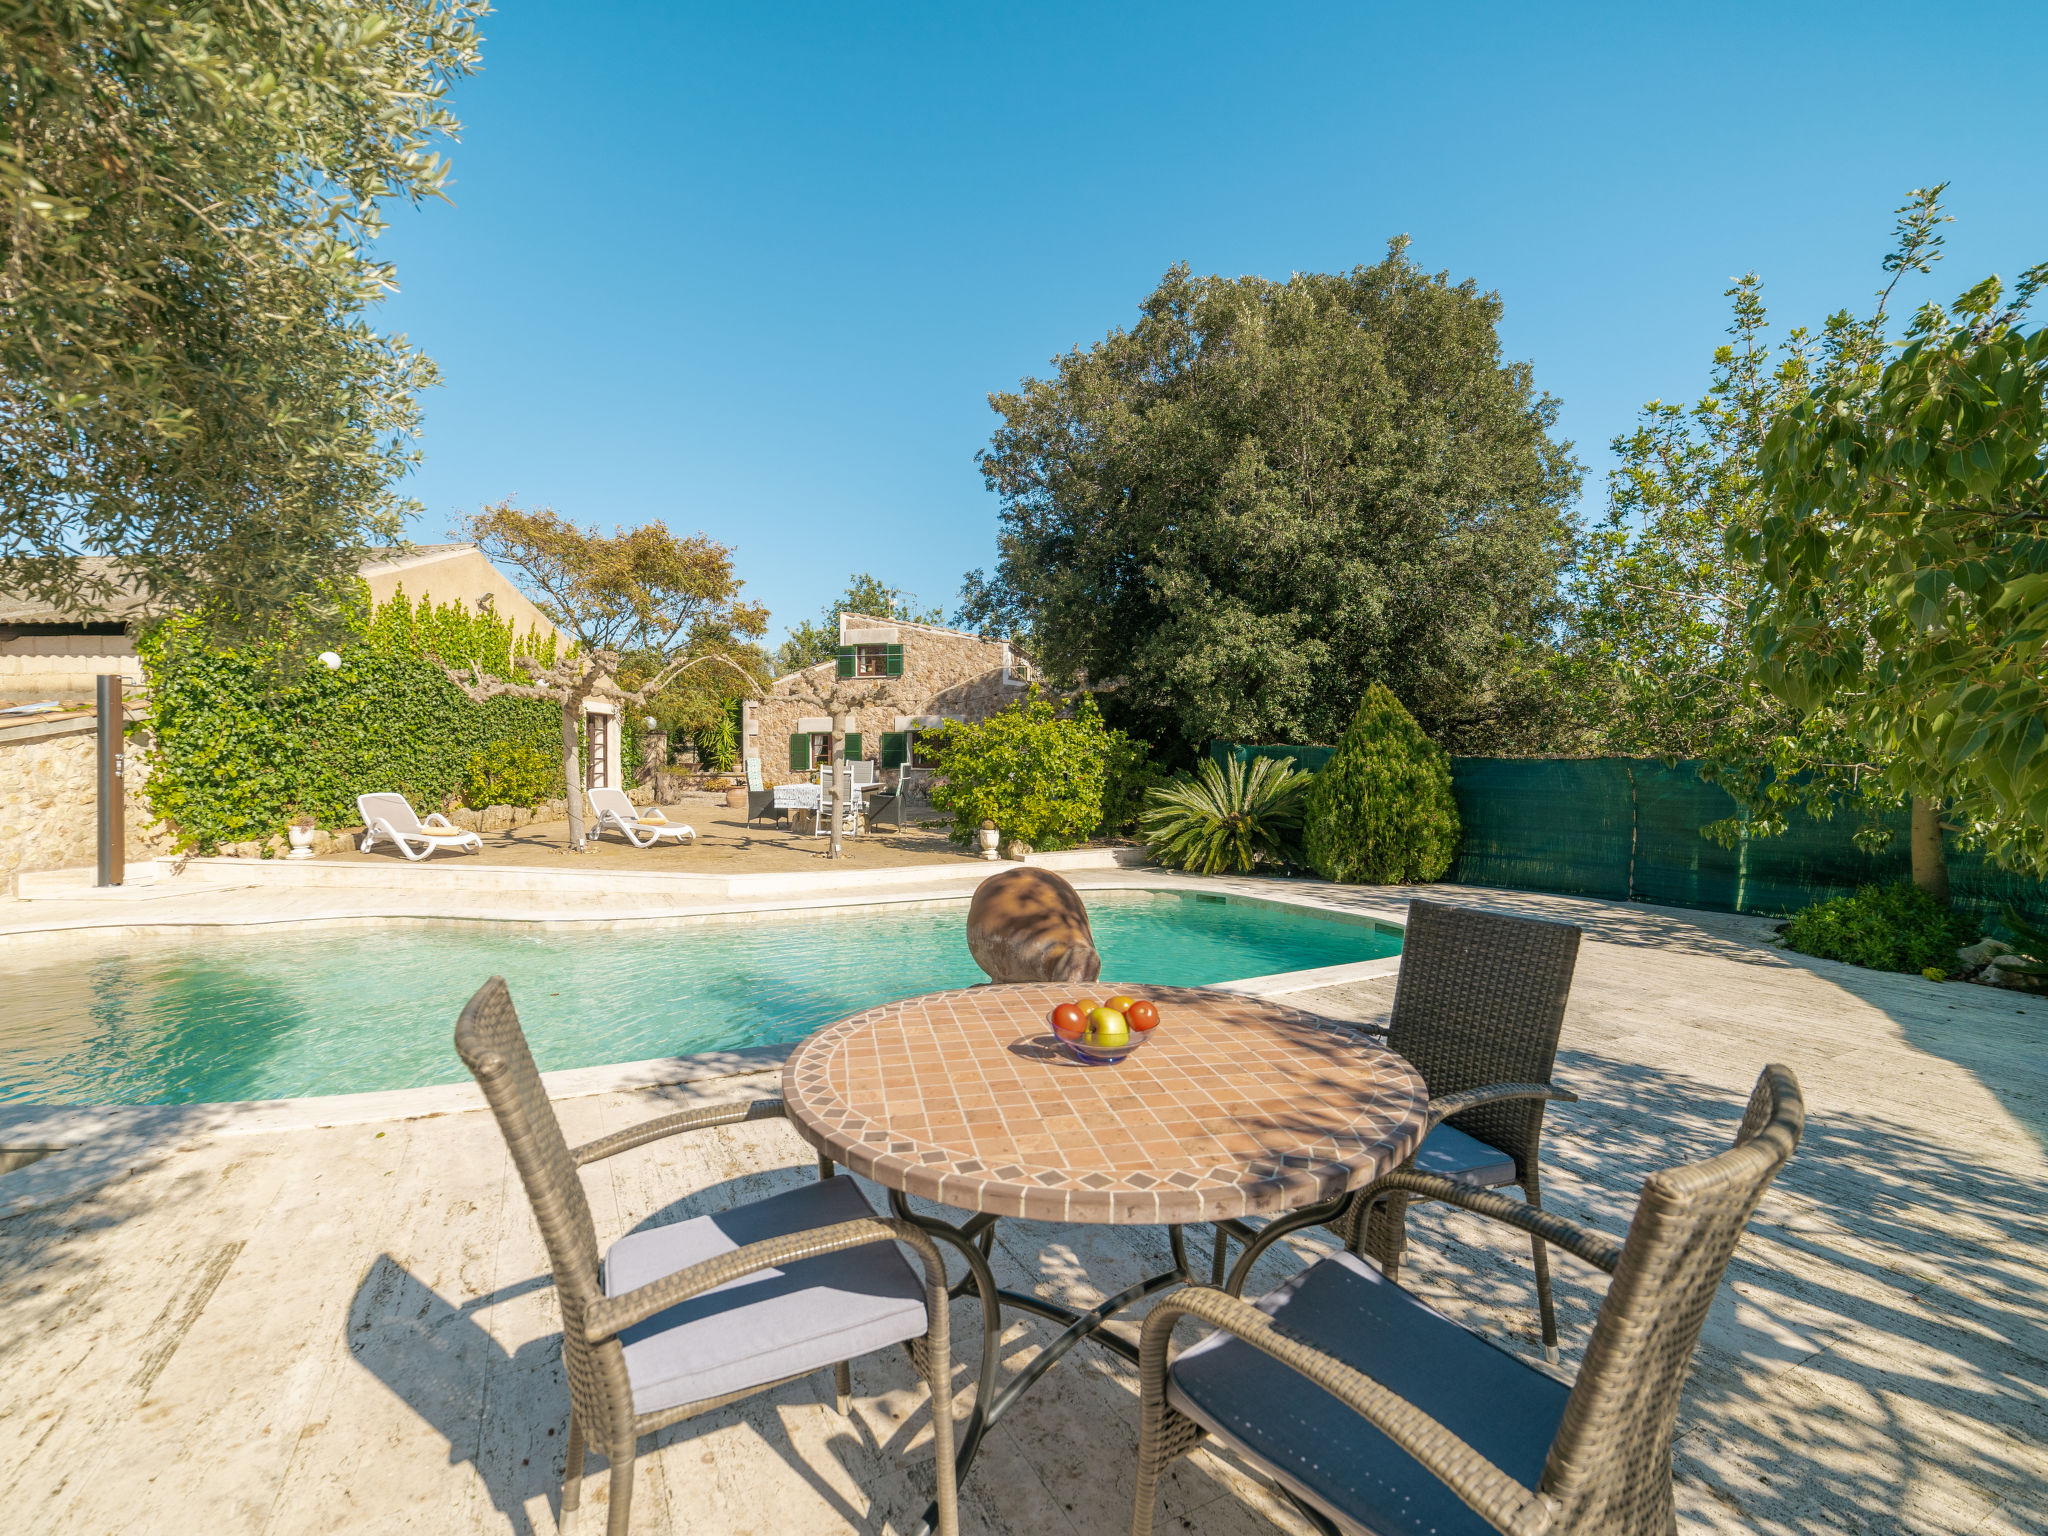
[886,1190,1195,1536]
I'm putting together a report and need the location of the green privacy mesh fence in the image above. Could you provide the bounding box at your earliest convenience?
[1210,741,1335,774]
[1210,744,2047,923]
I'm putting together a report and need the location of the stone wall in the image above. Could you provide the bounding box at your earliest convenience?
[0,718,177,891]
[744,614,1033,785]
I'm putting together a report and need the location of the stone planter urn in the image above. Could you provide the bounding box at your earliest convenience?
[978,821,1001,861]
[286,824,317,860]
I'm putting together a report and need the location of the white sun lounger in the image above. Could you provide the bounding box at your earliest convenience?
[588,786,696,848]
[356,793,484,860]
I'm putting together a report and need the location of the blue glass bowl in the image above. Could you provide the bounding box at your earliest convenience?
[1056,1027,1156,1066]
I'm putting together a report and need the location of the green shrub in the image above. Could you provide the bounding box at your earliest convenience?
[1302,684,1461,884]
[923,691,1111,851]
[462,741,562,809]
[1102,748,1171,836]
[1139,754,1310,874]
[1783,883,1979,973]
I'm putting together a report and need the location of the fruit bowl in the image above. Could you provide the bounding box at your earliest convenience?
[1047,994,1162,1066]
[1056,1028,1154,1066]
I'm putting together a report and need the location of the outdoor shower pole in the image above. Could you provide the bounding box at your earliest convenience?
[96,674,124,888]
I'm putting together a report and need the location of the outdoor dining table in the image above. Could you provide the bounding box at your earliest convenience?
[775,776,880,835]
[781,982,1430,1532]
[772,782,823,812]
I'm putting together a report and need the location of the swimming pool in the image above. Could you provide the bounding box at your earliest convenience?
[0,891,1400,1105]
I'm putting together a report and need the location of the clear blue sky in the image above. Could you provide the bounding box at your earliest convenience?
[372,2,2048,652]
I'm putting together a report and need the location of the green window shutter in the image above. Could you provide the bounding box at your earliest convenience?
[836,645,855,678]
[789,733,809,770]
[885,643,904,676]
[844,732,863,760]
[880,732,906,769]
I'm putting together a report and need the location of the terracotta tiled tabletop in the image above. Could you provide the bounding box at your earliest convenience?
[782,983,1429,1224]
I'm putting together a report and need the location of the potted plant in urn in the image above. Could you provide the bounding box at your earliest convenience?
[287,812,318,860]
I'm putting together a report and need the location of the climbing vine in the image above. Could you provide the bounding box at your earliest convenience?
[139,586,571,849]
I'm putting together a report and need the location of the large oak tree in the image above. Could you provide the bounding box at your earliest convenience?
[967,244,1582,754]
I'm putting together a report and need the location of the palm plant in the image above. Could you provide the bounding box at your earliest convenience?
[1139,755,1310,875]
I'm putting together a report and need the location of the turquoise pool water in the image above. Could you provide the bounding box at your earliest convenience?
[0,892,1399,1106]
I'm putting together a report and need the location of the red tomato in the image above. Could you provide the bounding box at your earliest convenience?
[1126,999,1160,1032]
[1049,1002,1087,1039]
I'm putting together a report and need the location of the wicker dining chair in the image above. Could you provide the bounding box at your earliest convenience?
[1135,1063,1805,1536]
[1215,898,1584,1359]
[455,978,959,1536]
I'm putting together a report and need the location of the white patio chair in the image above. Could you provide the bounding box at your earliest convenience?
[815,765,863,838]
[588,787,696,848]
[356,793,484,861]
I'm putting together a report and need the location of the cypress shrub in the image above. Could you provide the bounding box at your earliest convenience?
[1303,684,1461,884]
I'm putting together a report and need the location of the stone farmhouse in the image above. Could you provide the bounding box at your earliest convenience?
[0,543,559,703]
[743,612,1036,785]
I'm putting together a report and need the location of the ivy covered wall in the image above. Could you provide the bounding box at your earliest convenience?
[139,587,571,850]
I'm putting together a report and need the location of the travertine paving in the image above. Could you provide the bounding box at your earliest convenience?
[0,883,2042,1535]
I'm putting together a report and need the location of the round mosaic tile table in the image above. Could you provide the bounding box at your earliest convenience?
[781,983,1428,1531]
[784,982,1427,1222]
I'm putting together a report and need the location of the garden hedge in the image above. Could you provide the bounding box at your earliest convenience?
[138,587,596,850]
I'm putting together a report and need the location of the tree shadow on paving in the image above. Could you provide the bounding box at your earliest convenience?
[0,1142,238,1357]
[1223,1051,2047,1536]
[610,1163,1318,1535]
[347,1168,963,1536]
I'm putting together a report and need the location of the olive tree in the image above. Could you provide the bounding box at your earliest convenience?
[0,0,484,627]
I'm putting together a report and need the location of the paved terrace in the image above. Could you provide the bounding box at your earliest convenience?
[0,878,2042,1535]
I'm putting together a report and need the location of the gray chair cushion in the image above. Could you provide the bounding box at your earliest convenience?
[1413,1123,1517,1188]
[1169,1252,1569,1536]
[603,1175,928,1416]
